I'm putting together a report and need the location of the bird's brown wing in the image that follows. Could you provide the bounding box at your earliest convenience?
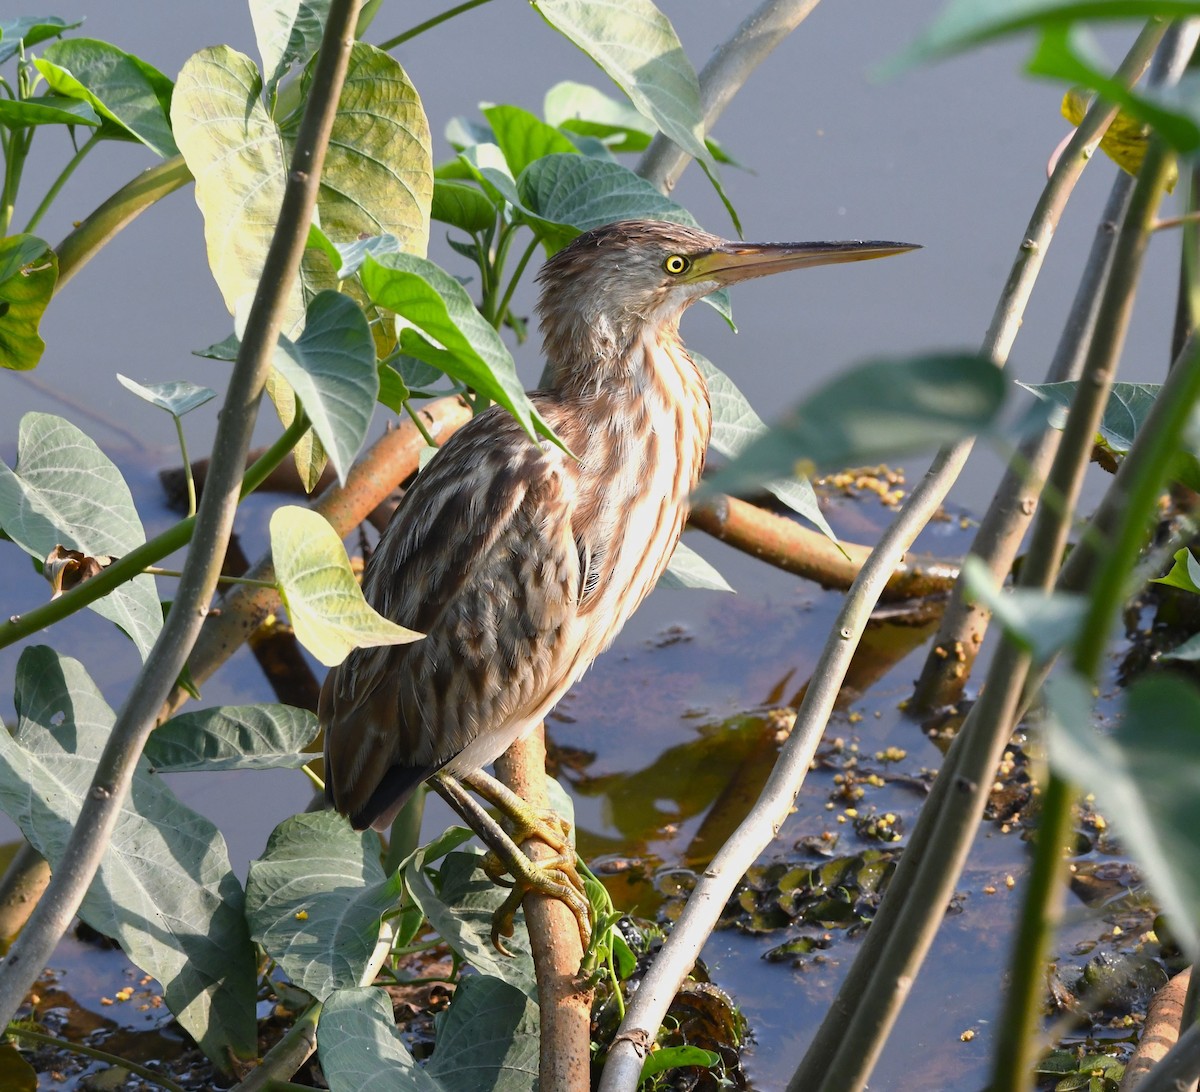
[320,403,581,830]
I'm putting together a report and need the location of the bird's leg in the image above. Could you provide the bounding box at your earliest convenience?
[431,773,592,954]
[460,768,574,852]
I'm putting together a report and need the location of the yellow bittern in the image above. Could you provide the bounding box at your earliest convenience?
[320,220,916,942]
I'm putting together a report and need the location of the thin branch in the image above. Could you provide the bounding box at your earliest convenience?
[636,0,821,193]
[54,155,192,293]
[910,169,1136,711]
[1119,968,1192,1090]
[23,129,102,235]
[802,27,1195,1091]
[0,0,362,1032]
[6,1025,187,1092]
[230,1002,322,1092]
[1133,998,1200,1092]
[376,0,493,50]
[688,494,958,601]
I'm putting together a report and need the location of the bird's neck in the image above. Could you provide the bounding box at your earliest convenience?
[542,314,712,494]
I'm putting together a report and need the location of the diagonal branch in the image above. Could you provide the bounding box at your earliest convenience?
[0,0,363,1033]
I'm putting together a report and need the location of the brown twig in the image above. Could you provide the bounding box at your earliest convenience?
[0,844,51,940]
[493,727,594,1091]
[688,495,958,601]
[1120,968,1194,1090]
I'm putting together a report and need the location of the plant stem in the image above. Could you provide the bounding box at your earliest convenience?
[54,155,193,293]
[377,0,493,49]
[994,67,1195,1092]
[0,0,360,1035]
[637,0,821,192]
[0,414,309,652]
[22,129,101,234]
[174,415,197,517]
[229,1001,322,1092]
[494,234,540,331]
[788,21,1190,1092]
[402,399,437,446]
[5,1025,187,1092]
[143,568,280,589]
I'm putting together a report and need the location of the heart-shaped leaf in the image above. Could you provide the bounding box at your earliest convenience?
[0,647,257,1062]
[271,505,422,666]
[245,811,403,999]
[0,413,161,659]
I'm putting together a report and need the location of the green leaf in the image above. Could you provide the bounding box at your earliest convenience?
[0,234,56,371]
[961,556,1088,662]
[0,413,162,660]
[272,291,379,485]
[361,251,556,445]
[296,43,432,260]
[0,16,83,65]
[37,39,177,157]
[0,647,257,1062]
[309,227,403,278]
[116,375,216,417]
[890,0,1200,71]
[532,0,709,164]
[324,979,540,1089]
[318,987,436,1090]
[172,46,299,325]
[377,361,411,412]
[1046,671,1200,958]
[482,103,578,176]
[641,1045,721,1081]
[145,704,320,771]
[544,79,656,152]
[270,505,422,666]
[245,811,403,999]
[1162,632,1200,662]
[544,79,740,163]
[431,179,498,234]
[1152,547,1200,594]
[660,540,733,592]
[0,94,100,128]
[458,141,521,209]
[517,152,696,245]
[250,0,330,96]
[696,351,836,542]
[403,848,537,994]
[319,976,538,1091]
[699,354,1007,500]
[1023,379,1159,457]
[426,975,540,1087]
[173,42,431,487]
[0,1042,36,1091]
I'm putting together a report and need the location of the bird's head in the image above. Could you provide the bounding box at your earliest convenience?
[536,219,918,379]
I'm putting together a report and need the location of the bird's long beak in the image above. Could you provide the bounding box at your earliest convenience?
[688,239,920,285]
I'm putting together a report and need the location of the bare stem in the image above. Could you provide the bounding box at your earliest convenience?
[786,18,1185,1092]
[636,0,821,192]
[6,1025,187,1092]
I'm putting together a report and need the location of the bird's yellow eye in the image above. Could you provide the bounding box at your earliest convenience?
[663,254,690,275]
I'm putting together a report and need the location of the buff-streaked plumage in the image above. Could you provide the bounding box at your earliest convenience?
[320,220,917,831]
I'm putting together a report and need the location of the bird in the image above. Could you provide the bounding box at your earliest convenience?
[319,219,917,942]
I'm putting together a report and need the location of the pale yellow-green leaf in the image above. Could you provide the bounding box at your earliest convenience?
[270,506,421,667]
[171,46,304,330]
[301,42,433,257]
